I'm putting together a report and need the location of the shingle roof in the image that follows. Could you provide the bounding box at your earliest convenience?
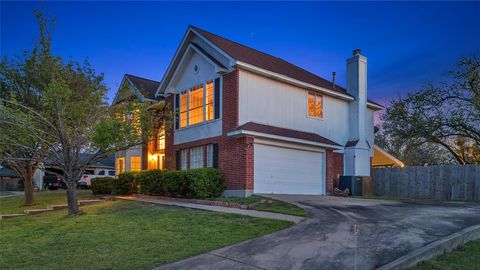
[233,122,341,147]
[0,166,19,178]
[125,74,160,100]
[191,26,351,97]
[345,140,359,147]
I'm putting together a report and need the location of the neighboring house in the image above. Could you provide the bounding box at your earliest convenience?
[112,74,163,174]
[0,163,44,191]
[372,146,404,168]
[42,154,116,189]
[0,165,20,191]
[114,26,384,196]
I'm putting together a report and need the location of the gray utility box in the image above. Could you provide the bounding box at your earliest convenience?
[339,176,363,196]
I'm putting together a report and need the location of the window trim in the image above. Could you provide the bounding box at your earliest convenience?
[116,157,125,175]
[176,77,221,129]
[306,91,324,120]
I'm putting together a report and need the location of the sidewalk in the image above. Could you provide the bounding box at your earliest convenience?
[117,196,305,223]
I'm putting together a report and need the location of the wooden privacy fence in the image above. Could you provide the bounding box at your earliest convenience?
[372,165,480,201]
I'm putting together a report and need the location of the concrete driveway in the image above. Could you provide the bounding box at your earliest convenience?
[156,195,480,270]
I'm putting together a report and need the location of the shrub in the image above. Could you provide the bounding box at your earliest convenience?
[112,172,137,195]
[135,168,223,199]
[137,170,165,195]
[91,177,114,194]
[187,168,223,199]
[164,170,191,197]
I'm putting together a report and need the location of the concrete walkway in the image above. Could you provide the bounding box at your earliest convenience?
[0,191,23,199]
[117,196,305,224]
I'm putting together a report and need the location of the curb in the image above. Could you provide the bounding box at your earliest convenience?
[377,224,480,270]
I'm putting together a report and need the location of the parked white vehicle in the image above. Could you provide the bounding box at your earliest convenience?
[77,169,115,189]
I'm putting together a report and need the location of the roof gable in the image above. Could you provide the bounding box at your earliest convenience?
[125,74,160,100]
[112,74,160,105]
[190,26,351,97]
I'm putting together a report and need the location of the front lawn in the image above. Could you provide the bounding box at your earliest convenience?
[211,195,308,217]
[0,190,101,214]
[410,240,480,270]
[0,200,292,270]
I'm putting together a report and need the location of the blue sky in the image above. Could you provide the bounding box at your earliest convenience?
[2,1,479,109]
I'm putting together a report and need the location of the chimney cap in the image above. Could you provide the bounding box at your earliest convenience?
[353,49,361,56]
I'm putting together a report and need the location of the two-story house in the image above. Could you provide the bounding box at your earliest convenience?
[112,74,164,174]
[114,26,383,197]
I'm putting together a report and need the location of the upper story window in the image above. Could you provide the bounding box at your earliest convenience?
[157,129,165,151]
[205,81,214,121]
[189,85,204,125]
[176,78,220,129]
[307,92,323,118]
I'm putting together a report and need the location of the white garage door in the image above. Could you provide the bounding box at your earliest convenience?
[254,143,325,195]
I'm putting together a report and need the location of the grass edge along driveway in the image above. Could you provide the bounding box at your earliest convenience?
[211,194,308,217]
[0,200,292,270]
[409,240,480,270]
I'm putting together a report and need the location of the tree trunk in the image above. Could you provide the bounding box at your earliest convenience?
[66,181,80,215]
[24,162,35,206]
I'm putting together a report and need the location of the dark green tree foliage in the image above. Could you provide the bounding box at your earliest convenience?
[381,56,480,164]
[0,10,171,215]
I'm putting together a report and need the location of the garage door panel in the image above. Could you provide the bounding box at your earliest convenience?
[254,143,324,195]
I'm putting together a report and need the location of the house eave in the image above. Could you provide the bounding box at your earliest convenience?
[367,102,384,111]
[235,61,355,102]
[227,129,343,150]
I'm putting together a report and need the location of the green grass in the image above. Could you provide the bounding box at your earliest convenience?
[0,200,291,270]
[211,195,308,217]
[410,240,480,270]
[0,190,101,214]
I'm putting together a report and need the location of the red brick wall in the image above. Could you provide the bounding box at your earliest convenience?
[164,95,176,170]
[163,69,254,191]
[326,150,344,194]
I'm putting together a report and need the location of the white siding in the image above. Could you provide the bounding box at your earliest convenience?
[170,48,222,145]
[366,108,375,157]
[238,70,350,145]
[115,145,142,171]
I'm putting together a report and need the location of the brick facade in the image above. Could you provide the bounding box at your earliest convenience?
[163,68,343,196]
[163,69,254,192]
[326,150,344,194]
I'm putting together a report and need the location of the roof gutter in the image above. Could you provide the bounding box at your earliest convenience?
[367,102,384,111]
[235,61,355,101]
[228,129,343,150]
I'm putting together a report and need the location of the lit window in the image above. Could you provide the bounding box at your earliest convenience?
[307,92,323,118]
[181,149,187,170]
[157,131,165,151]
[205,81,214,121]
[180,92,187,128]
[116,157,125,175]
[190,146,204,169]
[189,85,204,125]
[177,79,217,128]
[130,156,141,172]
